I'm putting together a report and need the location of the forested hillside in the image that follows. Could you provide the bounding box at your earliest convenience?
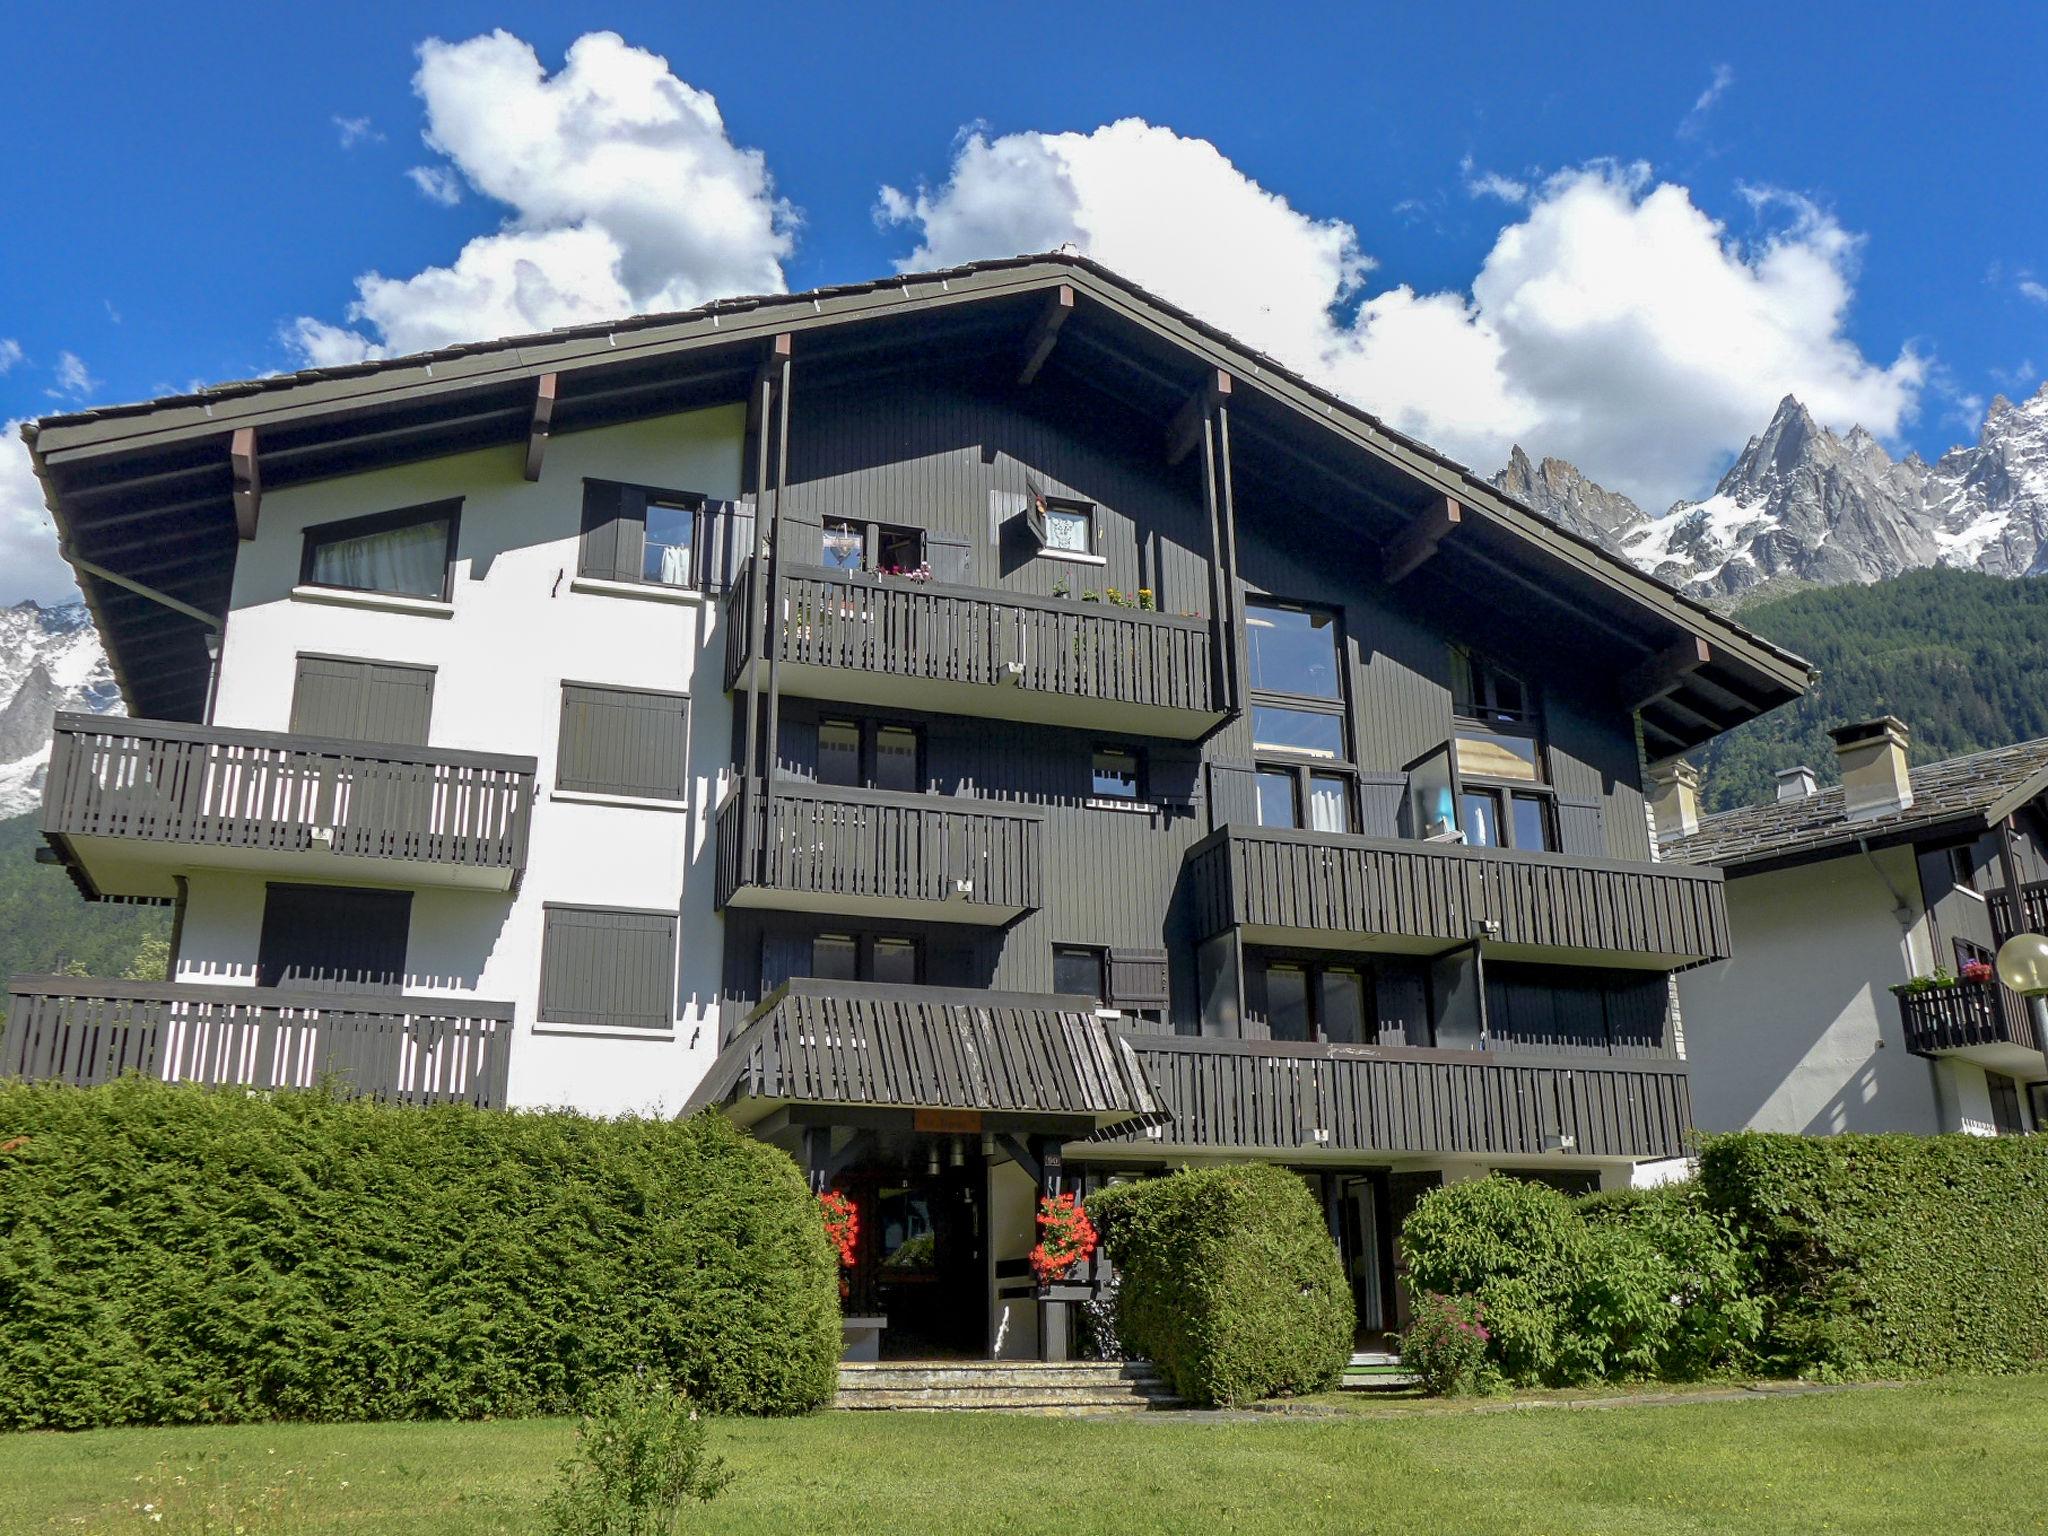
[0,813,167,1022]
[1694,568,2048,812]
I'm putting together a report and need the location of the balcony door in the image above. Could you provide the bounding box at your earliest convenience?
[257,883,412,993]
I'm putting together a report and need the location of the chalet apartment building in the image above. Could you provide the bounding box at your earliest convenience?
[7,256,1813,1359]
[1656,721,2048,1140]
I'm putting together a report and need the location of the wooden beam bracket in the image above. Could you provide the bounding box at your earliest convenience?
[1622,636,1712,713]
[229,427,260,540]
[1016,284,1074,386]
[746,332,794,433]
[522,373,557,482]
[1380,494,1462,584]
[1165,369,1232,466]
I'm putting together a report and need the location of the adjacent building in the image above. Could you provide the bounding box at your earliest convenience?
[1658,719,2048,1138]
[5,255,1811,1358]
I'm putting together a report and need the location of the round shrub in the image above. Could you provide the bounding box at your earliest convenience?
[1398,1292,1490,1396]
[1089,1163,1349,1407]
[0,1080,841,1428]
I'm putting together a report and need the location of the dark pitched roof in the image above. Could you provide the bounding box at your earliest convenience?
[1663,736,2048,872]
[22,252,1810,737]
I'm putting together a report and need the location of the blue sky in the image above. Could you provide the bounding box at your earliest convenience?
[3,1,2045,601]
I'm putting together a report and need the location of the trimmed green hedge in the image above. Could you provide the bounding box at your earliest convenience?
[1700,1131,2048,1377]
[0,1080,841,1428]
[1088,1164,1349,1407]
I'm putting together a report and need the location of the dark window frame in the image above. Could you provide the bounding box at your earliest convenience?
[822,516,930,575]
[1053,944,1110,1004]
[1251,954,1374,1045]
[579,479,718,591]
[1031,492,1098,558]
[556,681,691,802]
[1245,597,1357,833]
[1090,744,1146,803]
[810,715,925,793]
[809,930,924,984]
[299,498,462,603]
[1447,647,1556,851]
[1987,1071,2025,1136]
[1253,761,1358,834]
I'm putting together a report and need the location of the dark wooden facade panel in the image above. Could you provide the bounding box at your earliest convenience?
[2,976,513,1107]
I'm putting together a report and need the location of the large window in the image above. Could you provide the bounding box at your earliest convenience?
[823,518,928,575]
[1448,647,1554,851]
[812,717,923,793]
[1251,957,1369,1044]
[1246,598,1356,833]
[301,501,460,602]
[807,931,921,985]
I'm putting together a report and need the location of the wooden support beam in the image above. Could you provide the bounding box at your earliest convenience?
[1622,636,1712,712]
[1380,494,1462,584]
[1165,369,1231,466]
[229,427,260,540]
[1016,284,1074,386]
[522,373,557,482]
[746,332,793,432]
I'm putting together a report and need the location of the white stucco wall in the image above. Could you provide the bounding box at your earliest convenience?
[1676,850,1945,1135]
[173,406,745,1117]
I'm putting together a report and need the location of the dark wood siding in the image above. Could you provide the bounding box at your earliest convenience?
[538,905,677,1031]
[556,683,690,800]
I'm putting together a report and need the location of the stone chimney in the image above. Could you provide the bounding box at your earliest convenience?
[1647,759,1702,841]
[1775,765,1818,803]
[1829,717,1914,820]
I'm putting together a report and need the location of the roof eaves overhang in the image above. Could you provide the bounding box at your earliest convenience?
[1703,809,1995,880]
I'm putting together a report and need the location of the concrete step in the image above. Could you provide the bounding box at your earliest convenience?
[838,1386,1183,1411]
[835,1358,1179,1412]
[839,1363,1163,1391]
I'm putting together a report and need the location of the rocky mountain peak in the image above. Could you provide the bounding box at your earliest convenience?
[1491,445,1649,547]
[0,600,119,820]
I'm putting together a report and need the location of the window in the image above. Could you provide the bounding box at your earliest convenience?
[1054,945,1108,1003]
[1025,490,1098,559]
[557,684,690,801]
[1307,773,1351,834]
[1251,956,1372,1044]
[580,481,714,589]
[1460,789,1501,848]
[822,518,928,574]
[808,717,923,793]
[1092,746,1143,801]
[1251,705,1346,759]
[876,525,925,574]
[289,654,434,746]
[1988,1072,2025,1136]
[301,500,459,602]
[822,519,866,571]
[1446,646,1554,850]
[1256,768,1301,829]
[808,931,919,985]
[1246,600,1342,699]
[1453,649,1530,724]
[1511,792,1555,853]
[1947,844,1986,897]
[539,905,677,1030]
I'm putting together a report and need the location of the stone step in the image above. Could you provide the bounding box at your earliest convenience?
[839,1363,1163,1392]
[837,1386,1183,1411]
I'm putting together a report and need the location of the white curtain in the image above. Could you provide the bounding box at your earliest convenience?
[1308,778,1348,834]
[310,519,447,598]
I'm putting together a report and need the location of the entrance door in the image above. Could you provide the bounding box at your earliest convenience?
[1332,1174,1394,1341]
[840,1147,987,1358]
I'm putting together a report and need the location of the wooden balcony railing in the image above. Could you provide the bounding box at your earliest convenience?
[1186,825,1730,964]
[42,713,536,889]
[1897,979,2042,1059]
[1099,1034,1693,1161]
[2,976,514,1107]
[1988,879,2048,944]
[722,561,1219,728]
[715,778,1044,918]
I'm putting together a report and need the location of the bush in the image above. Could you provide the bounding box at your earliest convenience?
[1398,1293,1490,1396]
[542,1374,733,1536]
[1088,1164,1349,1407]
[1699,1131,2048,1378]
[1580,1184,1762,1379]
[0,1080,842,1428]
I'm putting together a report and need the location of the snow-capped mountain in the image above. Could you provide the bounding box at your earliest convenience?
[1494,381,2048,602]
[0,600,119,820]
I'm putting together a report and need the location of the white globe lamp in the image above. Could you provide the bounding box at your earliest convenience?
[1994,932,2048,998]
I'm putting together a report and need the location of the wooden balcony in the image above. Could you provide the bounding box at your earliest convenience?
[2,976,513,1108]
[1187,824,1730,968]
[1988,879,2048,944]
[1897,979,2046,1076]
[722,561,1223,737]
[41,713,536,900]
[715,778,1044,924]
[1097,1034,1693,1161]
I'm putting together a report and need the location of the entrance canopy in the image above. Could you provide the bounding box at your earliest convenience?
[686,979,1167,1136]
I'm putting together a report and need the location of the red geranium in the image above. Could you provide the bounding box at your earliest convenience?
[1961,959,1995,984]
[1028,1192,1097,1285]
[819,1190,859,1268]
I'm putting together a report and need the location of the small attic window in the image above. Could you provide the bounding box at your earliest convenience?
[1024,487,1099,560]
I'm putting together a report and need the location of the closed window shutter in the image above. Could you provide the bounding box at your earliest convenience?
[579,481,641,581]
[290,655,434,745]
[557,683,689,799]
[1555,794,1606,857]
[925,532,974,585]
[1107,948,1169,1009]
[539,905,676,1029]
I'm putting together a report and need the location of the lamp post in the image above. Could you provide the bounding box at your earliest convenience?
[1995,933,2048,998]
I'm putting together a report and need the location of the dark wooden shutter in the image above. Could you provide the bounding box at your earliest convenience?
[703,499,755,592]
[1357,772,1406,838]
[289,655,434,745]
[257,884,411,993]
[1555,794,1606,857]
[1151,746,1201,811]
[539,905,676,1030]
[556,683,689,799]
[1023,486,1049,549]
[925,532,974,585]
[579,480,650,582]
[1206,760,1261,828]
[1107,948,1170,1009]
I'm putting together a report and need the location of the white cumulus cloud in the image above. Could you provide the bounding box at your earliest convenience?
[878,123,1924,511]
[0,425,75,605]
[50,351,96,401]
[406,164,463,206]
[290,30,795,361]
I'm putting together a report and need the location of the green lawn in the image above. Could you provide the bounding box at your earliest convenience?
[5,1378,2044,1536]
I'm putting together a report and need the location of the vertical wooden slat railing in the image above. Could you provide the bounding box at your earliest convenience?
[1187,824,1730,963]
[715,778,1043,914]
[1896,980,2043,1057]
[1988,879,2048,944]
[721,560,1217,717]
[42,714,537,879]
[2,977,515,1107]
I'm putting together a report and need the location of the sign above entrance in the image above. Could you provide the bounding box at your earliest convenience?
[914,1109,985,1134]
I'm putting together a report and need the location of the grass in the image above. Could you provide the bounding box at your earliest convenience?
[4,1378,2045,1536]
